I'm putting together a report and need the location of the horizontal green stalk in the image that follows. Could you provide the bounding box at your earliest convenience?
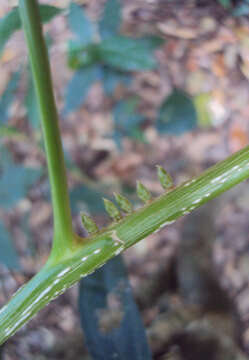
[0,145,249,345]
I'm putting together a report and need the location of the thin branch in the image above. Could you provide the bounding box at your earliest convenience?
[0,145,248,344]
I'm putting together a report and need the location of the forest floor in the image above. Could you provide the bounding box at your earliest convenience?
[0,0,249,359]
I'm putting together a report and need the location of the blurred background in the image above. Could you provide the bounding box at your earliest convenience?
[0,0,249,359]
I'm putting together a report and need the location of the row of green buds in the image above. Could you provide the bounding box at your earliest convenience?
[81,165,173,234]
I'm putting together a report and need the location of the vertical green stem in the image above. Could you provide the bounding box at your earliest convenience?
[19,0,75,254]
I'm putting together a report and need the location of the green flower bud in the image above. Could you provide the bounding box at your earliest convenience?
[136,181,151,203]
[114,193,133,213]
[81,213,98,234]
[156,165,173,190]
[103,198,122,221]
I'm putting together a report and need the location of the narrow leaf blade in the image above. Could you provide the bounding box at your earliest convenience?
[39,5,62,22]
[97,36,158,71]
[68,2,93,45]
[63,66,100,114]
[99,0,121,40]
[79,256,152,360]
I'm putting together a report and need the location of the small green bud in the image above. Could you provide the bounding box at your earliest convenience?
[114,193,133,213]
[81,213,98,234]
[156,165,173,190]
[103,198,122,221]
[136,181,151,203]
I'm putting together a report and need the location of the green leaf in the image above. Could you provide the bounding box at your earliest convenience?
[67,41,99,69]
[0,5,62,55]
[134,36,164,50]
[112,98,146,149]
[0,71,20,124]
[101,67,132,96]
[114,98,144,127]
[63,65,100,114]
[68,2,93,46]
[156,89,197,135]
[0,151,41,210]
[0,221,20,269]
[97,36,158,71]
[99,0,121,40]
[78,256,152,360]
[33,4,62,21]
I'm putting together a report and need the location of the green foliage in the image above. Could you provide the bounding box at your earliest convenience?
[67,41,99,69]
[99,0,121,39]
[79,256,152,360]
[64,66,99,114]
[0,71,20,124]
[0,4,61,55]
[63,66,100,114]
[1,0,249,353]
[112,97,146,149]
[101,67,131,96]
[157,89,197,135]
[0,221,20,269]
[68,2,93,46]
[0,149,41,210]
[64,0,163,112]
[97,36,158,71]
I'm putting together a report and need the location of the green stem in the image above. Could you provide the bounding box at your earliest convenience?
[2,0,248,348]
[19,0,75,254]
[0,145,249,345]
